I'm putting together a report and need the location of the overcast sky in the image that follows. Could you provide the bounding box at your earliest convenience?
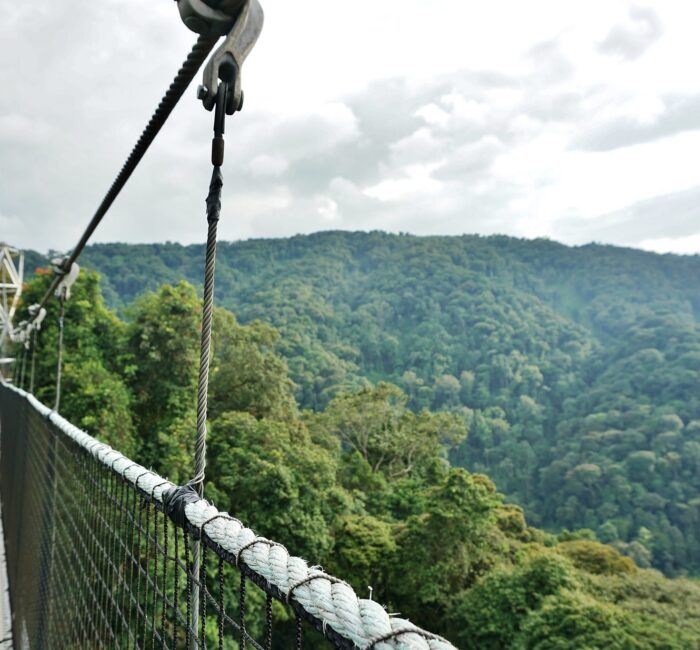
[2,1,700,254]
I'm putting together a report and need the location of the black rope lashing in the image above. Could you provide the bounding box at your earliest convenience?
[184,532,192,650]
[150,503,161,649]
[218,557,225,650]
[295,614,303,650]
[235,538,286,568]
[118,461,140,479]
[201,514,243,536]
[126,475,140,640]
[239,570,246,650]
[367,627,449,649]
[198,513,243,650]
[265,593,273,650]
[150,480,172,500]
[163,482,202,527]
[161,504,169,646]
[200,535,208,649]
[141,486,153,645]
[286,573,347,604]
[173,526,181,649]
[86,440,111,458]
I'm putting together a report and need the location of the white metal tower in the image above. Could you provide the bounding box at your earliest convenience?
[0,244,24,351]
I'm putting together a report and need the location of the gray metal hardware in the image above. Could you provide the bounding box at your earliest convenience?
[177,0,264,114]
[176,0,248,37]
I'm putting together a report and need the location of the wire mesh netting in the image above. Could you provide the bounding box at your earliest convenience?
[0,383,359,650]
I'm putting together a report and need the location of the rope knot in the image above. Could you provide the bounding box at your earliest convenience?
[162,481,202,527]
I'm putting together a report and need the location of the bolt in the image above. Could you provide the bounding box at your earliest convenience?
[197,85,209,100]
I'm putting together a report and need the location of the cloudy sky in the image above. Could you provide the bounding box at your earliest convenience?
[2,1,700,254]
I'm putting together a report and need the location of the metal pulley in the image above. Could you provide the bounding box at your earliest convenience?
[177,0,264,114]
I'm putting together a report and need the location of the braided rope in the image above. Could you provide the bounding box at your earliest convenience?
[9,383,457,650]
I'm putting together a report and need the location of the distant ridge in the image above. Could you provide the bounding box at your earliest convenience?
[22,231,700,575]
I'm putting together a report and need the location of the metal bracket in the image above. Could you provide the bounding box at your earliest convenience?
[30,306,47,331]
[178,0,264,114]
[51,257,80,300]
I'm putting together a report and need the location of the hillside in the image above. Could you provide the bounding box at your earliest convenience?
[29,231,700,576]
[12,265,700,648]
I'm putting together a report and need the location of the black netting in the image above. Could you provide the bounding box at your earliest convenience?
[0,384,348,650]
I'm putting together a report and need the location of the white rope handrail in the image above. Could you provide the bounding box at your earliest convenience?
[8,383,457,650]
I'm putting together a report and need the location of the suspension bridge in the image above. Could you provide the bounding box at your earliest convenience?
[0,2,457,648]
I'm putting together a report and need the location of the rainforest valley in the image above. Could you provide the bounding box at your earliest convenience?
[17,231,700,647]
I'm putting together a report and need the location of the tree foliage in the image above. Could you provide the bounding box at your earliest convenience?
[69,232,700,576]
[13,238,700,647]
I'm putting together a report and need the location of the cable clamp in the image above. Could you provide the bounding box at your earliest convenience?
[26,304,47,333]
[51,257,80,300]
[162,481,203,527]
[35,307,47,330]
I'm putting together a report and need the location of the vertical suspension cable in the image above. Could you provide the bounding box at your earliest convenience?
[192,79,229,643]
[12,346,21,385]
[18,346,27,389]
[29,328,38,394]
[54,291,66,412]
[193,166,223,493]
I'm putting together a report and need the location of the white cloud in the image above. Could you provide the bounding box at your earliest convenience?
[364,163,443,202]
[249,154,289,177]
[416,104,450,127]
[316,197,340,222]
[0,114,54,142]
[599,5,663,61]
[2,0,700,255]
[441,94,491,125]
[389,128,442,165]
[638,234,700,255]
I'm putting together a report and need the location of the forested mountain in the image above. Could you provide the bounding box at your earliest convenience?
[28,232,700,577]
[12,268,700,648]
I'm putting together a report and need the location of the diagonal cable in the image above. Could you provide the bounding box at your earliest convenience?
[34,33,220,316]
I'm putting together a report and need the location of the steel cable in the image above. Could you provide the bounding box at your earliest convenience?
[193,166,223,493]
[33,33,220,318]
[29,328,37,394]
[54,293,65,412]
[191,159,224,650]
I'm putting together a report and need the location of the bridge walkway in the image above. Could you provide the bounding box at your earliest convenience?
[0,497,13,649]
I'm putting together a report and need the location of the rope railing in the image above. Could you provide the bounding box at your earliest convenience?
[0,381,456,650]
[1,7,458,649]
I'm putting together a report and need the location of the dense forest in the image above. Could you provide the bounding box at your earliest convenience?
[28,231,698,580]
[11,265,700,648]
